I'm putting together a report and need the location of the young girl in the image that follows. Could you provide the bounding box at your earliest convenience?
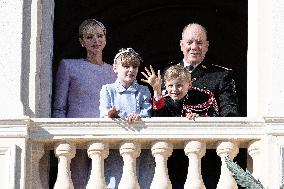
[99,48,154,189]
[99,47,152,122]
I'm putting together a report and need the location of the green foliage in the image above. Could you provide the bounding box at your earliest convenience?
[224,156,265,189]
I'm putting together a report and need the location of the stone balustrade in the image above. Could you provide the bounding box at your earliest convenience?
[27,117,267,189]
[3,117,284,188]
[45,139,255,189]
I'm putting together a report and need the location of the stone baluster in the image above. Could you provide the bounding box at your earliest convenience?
[31,143,45,189]
[216,141,239,189]
[248,140,262,180]
[54,142,76,189]
[184,141,206,189]
[150,141,173,189]
[86,141,109,189]
[118,141,141,189]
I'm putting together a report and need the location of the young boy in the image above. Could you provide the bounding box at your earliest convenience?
[99,48,152,122]
[142,64,221,188]
[141,64,201,119]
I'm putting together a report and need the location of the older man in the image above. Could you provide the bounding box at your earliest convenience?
[178,23,240,116]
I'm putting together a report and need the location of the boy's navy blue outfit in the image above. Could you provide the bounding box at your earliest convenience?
[153,87,219,117]
[160,61,240,117]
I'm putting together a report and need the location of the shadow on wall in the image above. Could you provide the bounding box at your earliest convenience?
[21,0,34,117]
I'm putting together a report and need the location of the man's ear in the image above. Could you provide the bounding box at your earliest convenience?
[180,40,184,50]
[204,41,209,53]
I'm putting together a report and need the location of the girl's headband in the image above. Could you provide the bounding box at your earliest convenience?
[114,48,143,64]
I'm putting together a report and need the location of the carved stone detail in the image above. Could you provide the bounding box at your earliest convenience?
[216,141,239,189]
[248,140,262,180]
[54,142,76,189]
[150,141,173,189]
[31,143,45,189]
[184,141,206,189]
[118,141,141,189]
[86,141,109,189]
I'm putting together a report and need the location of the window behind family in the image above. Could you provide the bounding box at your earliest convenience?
[52,0,247,118]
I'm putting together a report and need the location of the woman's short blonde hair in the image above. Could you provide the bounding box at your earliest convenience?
[79,19,106,39]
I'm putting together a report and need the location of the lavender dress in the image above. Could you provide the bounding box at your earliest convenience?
[52,59,116,188]
[52,58,116,118]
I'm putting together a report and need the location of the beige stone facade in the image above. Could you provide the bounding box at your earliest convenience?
[1,0,284,188]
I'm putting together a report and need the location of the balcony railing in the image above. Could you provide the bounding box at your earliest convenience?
[2,117,284,188]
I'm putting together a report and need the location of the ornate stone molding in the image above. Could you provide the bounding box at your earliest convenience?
[0,145,18,188]
[0,119,29,138]
[29,117,265,141]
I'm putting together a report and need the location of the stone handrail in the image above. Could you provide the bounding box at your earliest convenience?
[2,117,284,188]
[29,117,265,143]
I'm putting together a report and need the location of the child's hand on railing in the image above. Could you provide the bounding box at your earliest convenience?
[107,106,120,118]
[185,112,199,121]
[125,113,141,123]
